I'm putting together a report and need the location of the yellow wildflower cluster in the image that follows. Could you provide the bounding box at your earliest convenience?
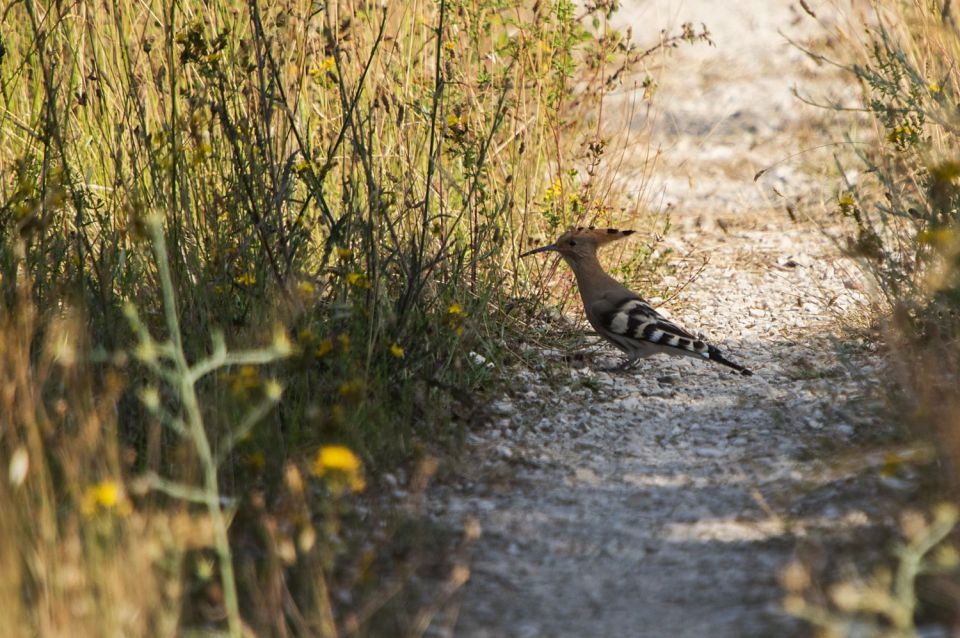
[543,177,563,203]
[447,302,466,336]
[886,124,914,147]
[311,445,365,493]
[309,56,337,83]
[389,343,404,358]
[236,272,256,286]
[80,480,132,517]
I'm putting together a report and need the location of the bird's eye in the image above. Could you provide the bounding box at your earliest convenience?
[568,240,576,246]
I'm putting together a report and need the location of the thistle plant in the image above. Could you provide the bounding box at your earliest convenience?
[125,214,291,637]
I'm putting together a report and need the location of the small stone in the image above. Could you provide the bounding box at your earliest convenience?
[476,499,496,512]
[490,399,514,415]
[695,447,726,458]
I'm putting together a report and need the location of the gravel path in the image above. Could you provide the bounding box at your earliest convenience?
[428,3,904,636]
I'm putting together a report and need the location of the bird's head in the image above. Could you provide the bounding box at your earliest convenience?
[521,227,635,266]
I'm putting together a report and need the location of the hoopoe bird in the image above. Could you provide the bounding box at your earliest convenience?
[522,227,753,376]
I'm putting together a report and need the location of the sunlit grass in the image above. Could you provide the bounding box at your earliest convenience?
[783,2,960,633]
[0,0,666,634]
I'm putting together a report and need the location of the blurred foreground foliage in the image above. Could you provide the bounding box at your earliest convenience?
[0,0,666,634]
[788,2,960,635]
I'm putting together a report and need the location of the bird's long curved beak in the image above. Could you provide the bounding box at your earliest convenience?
[520,244,558,257]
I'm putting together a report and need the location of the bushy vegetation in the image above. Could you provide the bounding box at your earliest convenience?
[785,2,960,633]
[0,0,669,633]
[826,1,960,489]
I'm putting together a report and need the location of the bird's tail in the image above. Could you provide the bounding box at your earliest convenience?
[707,345,753,376]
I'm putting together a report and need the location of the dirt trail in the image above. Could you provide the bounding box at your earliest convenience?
[428,3,904,636]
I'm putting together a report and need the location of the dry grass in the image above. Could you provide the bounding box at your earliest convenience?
[0,0,684,634]
[782,1,960,634]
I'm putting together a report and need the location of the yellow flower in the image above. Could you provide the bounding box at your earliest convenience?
[918,228,956,246]
[316,337,334,357]
[447,302,466,336]
[446,114,460,128]
[321,56,336,72]
[929,83,941,93]
[346,271,369,288]
[297,281,315,297]
[443,40,456,51]
[543,177,562,202]
[311,445,365,492]
[887,124,914,145]
[237,272,256,286]
[80,480,131,517]
[338,377,365,398]
[314,446,360,473]
[337,247,353,260]
[390,343,404,358]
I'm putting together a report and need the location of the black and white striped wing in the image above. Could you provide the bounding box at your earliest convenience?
[597,297,705,355]
[592,296,753,375]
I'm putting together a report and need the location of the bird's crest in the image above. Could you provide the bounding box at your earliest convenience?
[562,226,635,247]
[521,226,635,257]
